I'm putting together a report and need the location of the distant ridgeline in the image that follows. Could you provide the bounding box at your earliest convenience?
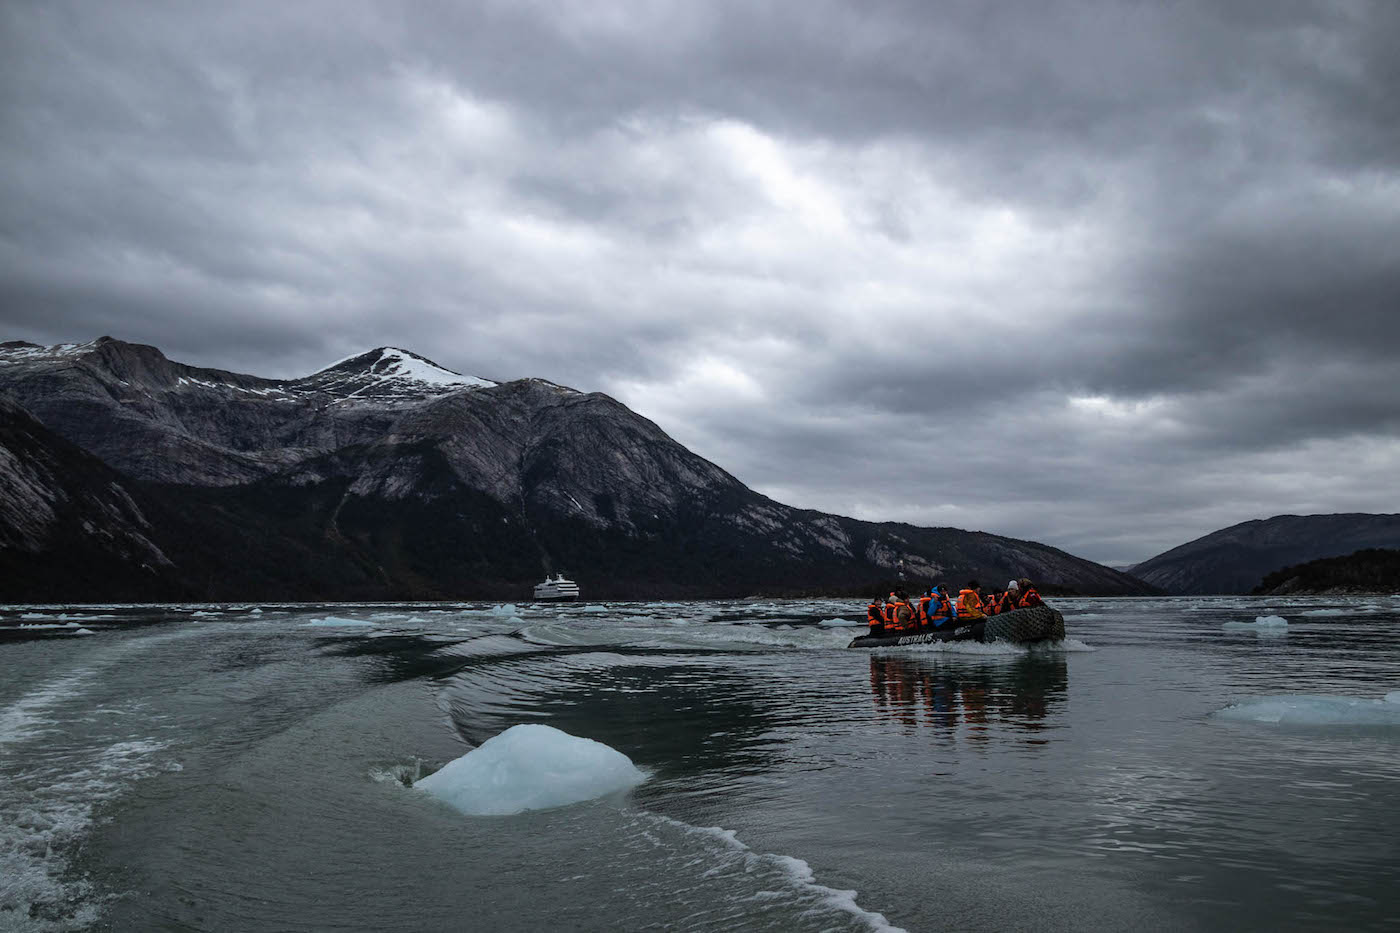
[0,337,1154,602]
[1133,513,1400,595]
[1253,549,1400,596]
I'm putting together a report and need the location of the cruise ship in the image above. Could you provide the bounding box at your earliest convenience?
[532,573,580,601]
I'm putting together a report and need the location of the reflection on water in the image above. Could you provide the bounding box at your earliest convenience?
[869,655,1068,740]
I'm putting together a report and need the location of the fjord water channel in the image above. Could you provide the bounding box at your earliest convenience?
[2,597,1397,932]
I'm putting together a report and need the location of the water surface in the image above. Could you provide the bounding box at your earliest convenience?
[2,596,1397,931]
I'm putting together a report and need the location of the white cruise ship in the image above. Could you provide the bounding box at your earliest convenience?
[532,573,580,601]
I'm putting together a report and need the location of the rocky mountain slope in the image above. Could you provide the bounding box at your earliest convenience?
[0,337,1154,602]
[0,396,180,599]
[1133,513,1400,594]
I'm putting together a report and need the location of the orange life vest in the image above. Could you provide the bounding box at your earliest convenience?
[930,592,952,622]
[1017,588,1042,609]
[917,596,931,626]
[867,602,885,630]
[957,589,984,619]
[886,595,913,632]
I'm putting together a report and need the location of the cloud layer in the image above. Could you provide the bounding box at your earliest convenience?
[2,0,1397,563]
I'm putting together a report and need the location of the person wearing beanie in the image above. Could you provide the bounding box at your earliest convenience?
[996,579,1021,614]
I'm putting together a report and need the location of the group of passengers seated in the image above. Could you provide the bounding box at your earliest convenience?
[865,578,1043,638]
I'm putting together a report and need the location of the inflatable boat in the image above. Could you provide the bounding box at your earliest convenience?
[847,605,1066,648]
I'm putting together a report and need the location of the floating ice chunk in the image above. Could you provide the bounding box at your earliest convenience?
[1222,615,1288,636]
[1301,608,1347,616]
[301,616,376,627]
[1214,694,1400,726]
[73,628,95,635]
[818,618,862,627]
[489,603,519,617]
[415,724,646,816]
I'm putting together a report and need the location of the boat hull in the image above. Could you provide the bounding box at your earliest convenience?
[847,606,1065,648]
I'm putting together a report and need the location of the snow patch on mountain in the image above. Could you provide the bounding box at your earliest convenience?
[0,340,101,362]
[299,347,496,401]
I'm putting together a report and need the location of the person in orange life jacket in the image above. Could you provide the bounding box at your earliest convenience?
[886,588,915,632]
[956,581,985,619]
[995,580,1021,614]
[866,594,887,636]
[1016,579,1044,608]
[916,591,933,629]
[927,584,954,627]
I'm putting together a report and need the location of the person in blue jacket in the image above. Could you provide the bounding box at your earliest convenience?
[926,584,955,627]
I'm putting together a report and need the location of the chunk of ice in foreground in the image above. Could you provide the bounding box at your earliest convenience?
[1214,692,1400,726]
[415,724,646,815]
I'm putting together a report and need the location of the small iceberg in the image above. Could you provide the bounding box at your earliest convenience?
[415,724,646,816]
[1214,692,1400,726]
[818,618,861,627]
[1222,615,1288,636]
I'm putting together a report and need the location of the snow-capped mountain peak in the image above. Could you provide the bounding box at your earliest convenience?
[295,347,496,400]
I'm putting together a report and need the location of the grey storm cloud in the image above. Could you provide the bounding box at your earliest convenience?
[1,0,1397,564]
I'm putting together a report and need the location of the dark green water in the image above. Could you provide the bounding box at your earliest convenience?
[2,596,1397,932]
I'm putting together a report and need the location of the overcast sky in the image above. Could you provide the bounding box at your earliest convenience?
[2,1,1397,564]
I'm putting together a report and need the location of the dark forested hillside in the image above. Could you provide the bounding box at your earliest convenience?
[1253,548,1400,596]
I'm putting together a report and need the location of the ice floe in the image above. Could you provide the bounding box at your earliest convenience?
[415,724,645,816]
[1214,692,1400,726]
[1222,615,1288,636]
[301,616,376,627]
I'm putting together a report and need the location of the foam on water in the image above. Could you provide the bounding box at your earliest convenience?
[627,623,855,652]
[415,724,646,816]
[0,668,99,748]
[0,639,191,929]
[1214,692,1400,726]
[646,813,907,933]
[899,639,1029,656]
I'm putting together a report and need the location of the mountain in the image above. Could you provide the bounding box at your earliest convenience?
[0,337,1153,602]
[0,396,180,599]
[1253,548,1400,596]
[1133,513,1400,594]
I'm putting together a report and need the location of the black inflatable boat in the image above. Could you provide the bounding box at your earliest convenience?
[847,605,1066,648]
